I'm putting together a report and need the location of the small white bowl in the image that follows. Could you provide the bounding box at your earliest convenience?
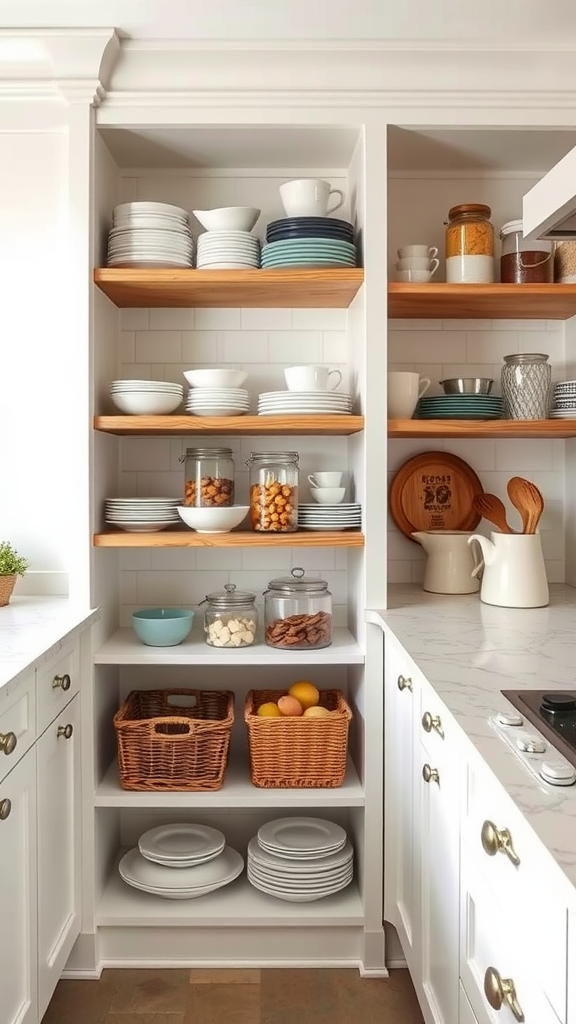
[177,505,249,534]
[311,487,346,504]
[111,392,182,415]
[193,207,260,232]
[183,368,248,389]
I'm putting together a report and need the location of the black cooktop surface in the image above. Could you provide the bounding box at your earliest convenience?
[502,689,576,767]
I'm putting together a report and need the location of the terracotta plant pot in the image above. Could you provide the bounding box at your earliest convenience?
[0,574,16,607]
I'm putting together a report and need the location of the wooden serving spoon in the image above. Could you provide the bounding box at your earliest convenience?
[507,476,544,534]
[472,493,515,534]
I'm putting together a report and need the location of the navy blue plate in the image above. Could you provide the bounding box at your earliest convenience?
[267,216,354,231]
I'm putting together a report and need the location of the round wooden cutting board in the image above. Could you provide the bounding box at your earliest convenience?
[389,451,484,541]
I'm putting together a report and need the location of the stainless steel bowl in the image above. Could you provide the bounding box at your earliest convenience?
[439,377,494,395]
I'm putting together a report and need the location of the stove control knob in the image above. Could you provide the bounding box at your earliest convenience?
[516,733,546,754]
[540,760,576,786]
[497,711,524,727]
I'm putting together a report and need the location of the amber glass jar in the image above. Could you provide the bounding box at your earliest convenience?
[445,203,494,283]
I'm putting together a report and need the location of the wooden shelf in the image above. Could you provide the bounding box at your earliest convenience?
[94,530,364,548]
[94,268,364,308]
[388,282,576,319]
[388,418,576,439]
[94,414,364,436]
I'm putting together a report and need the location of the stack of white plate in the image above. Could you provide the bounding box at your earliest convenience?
[110,379,184,415]
[119,823,244,900]
[551,380,576,417]
[298,503,362,531]
[107,201,194,268]
[104,497,180,533]
[196,230,260,270]
[185,388,250,416]
[247,817,353,902]
[257,391,353,416]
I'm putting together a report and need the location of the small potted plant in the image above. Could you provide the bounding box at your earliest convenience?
[0,541,29,607]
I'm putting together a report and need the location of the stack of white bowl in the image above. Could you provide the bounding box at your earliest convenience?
[194,207,261,269]
[183,367,250,416]
[119,823,244,900]
[247,816,354,902]
[110,379,183,415]
[104,497,181,533]
[107,202,194,268]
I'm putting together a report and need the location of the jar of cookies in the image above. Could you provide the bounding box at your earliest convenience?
[247,451,299,532]
[180,447,235,507]
[263,567,332,650]
[445,203,494,283]
[201,583,257,648]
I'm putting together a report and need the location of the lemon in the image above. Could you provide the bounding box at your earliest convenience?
[257,701,282,717]
[303,706,331,718]
[288,680,320,710]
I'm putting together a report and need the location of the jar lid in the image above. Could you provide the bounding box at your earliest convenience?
[247,451,299,464]
[264,566,329,594]
[202,583,255,607]
[448,203,492,219]
[503,353,550,364]
[499,219,524,238]
[184,447,233,458]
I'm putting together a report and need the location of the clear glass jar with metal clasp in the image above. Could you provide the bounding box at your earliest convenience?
[263,567,332,650]
[179,447,235,507]
[201,583,257,648]
[247,451,299,532]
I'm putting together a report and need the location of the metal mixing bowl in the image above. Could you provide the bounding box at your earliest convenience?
[439,377,494,395]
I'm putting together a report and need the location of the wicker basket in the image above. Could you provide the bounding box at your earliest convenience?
[0,575,16,607]
[244,688,352,788]
[114,689,234,791]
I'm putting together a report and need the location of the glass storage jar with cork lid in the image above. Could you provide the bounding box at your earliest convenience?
[499,220,553,283]
[180,447,235,507]
[445,203,494,283]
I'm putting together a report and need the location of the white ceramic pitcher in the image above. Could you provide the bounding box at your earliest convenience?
[412,530,482,594]
[467,531,549,608]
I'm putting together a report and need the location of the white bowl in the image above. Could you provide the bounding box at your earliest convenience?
[193,207,261,232]
[177,505,249,534]
[183,368,248,389]
[311,487,346,504]
[111,392,182,415]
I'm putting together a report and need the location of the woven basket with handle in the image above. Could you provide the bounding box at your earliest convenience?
[0,575,16,607]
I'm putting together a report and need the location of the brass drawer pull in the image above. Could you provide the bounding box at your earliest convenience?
[422,711,444,738]
[57,724,73,740]
[422,763,439,784]
[484,967,524,1021]
[397,674,412,692]
[481,820,520,866]
[0,798,12,820]
[0,731,17,755]
[52,673,71,691]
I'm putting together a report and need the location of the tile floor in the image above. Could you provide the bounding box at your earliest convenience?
[43,967,424,1023]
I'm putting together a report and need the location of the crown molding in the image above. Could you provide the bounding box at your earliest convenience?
[0,28,120,105]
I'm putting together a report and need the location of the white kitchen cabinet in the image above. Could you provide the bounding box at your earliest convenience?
[523,142,576,241]
[460,983,480,1024]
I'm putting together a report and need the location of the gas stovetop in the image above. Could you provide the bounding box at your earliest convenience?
[493,690,576,787]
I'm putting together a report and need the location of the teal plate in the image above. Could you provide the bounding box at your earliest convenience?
[415,410,503,420]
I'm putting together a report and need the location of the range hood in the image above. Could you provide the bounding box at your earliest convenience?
[523,142,576,241]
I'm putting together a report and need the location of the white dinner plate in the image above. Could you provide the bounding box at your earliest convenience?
[257,817,347,855]
[247,871,352,902]
[248,866,353,890]
[139,822,226,864]
[119,845,243,890]
[248,837,352,869]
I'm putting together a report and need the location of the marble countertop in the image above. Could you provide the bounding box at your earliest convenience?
[367,583,576,893]
[0,597,99,693]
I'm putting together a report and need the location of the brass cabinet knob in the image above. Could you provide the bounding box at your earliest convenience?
[57,724,73,740]
[397,674,413,692]
[422,763,440,784]
[484,967,525,1021]
[421,711,444,738]
[0,731,17,755]
[481,820,520,866]
[52,673,71,691]
[0,798,12,820]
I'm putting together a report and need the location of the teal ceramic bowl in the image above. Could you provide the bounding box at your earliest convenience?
[131,608,194,647]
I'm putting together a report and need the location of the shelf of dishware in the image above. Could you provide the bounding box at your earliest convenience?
[94,414,365,436]
[388,418,576,439]
[93,530,364,548]
[95,757,364,808]
[94,268,364,309]
[97,866,364,928]
[388,281,576,319]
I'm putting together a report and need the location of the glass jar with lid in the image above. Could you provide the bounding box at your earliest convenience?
[445,203,494,283]
[246,451,299,532]
[201,583,257,648]
[499,220,553,284]
[180,447,235,507]
[501,353,551,420]
[263,567,332,650]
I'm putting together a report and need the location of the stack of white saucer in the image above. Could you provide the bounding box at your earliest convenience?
[247,816,353,902]
[185,388,250,417]
[119,823,244,900]
[107,202,194,268]
[196,230,260,269]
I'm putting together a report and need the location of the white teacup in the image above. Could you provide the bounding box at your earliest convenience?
[398,244,438,260]
[284,365,342,392]
[396,257,440,274]
[395,269,435,283]
[279,178,345,218]
[388,371,431,419]
[311,487,346,504]
[308,472,343,487]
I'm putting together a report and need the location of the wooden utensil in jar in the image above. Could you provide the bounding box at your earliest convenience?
[506,476,544,534]
[472,493,515,534]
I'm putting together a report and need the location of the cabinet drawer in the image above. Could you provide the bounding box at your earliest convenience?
[0,671,36,782]
[36,645,79,734]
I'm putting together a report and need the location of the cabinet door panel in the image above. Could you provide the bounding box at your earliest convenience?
[460,982,480,1024]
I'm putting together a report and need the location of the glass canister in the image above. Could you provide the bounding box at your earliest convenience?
[263,567,332,650]
[501,353,551,420]
[554,241,576,283]
[247,451,299,532]
[445,203,494,283]
[180,447,235,507]
[499,220,553,283]
[201,583,257,647]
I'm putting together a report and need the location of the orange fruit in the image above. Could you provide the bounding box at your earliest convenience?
[277,695,304,717]
[302,706,331,719]
[257,702,282,718]
[288,680,320,710]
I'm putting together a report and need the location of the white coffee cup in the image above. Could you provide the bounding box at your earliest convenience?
[311,487,346,504]
[388,371,431,419]
[395,269,435,283]
[279,178,345,218]
[284,365,343,392]
[308,472,343,487]
[398,244,438,260]
[396,257,440,274]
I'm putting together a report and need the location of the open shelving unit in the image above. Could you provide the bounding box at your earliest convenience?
[388,281,576,319]
[388,418,576,439]
[93,529,364,548]
[94,414,364,436]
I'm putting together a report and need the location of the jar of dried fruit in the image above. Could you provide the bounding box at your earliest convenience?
[445,203,494,283]
[201,583,257,648]
[247,451,299,532]
[263,567,332,650]
[180,447,235,507]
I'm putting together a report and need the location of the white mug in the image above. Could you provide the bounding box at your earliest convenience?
[308,472,343,487]
[388,371,431,419]
[398,244,438,260]
[284,365,343,392]
[396,257,440,274]
[395,269,435,283]
[279,178,345,218]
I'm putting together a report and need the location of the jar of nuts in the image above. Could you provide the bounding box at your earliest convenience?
[180,447,235,507]
[247,451,299,533]
[201,583,257,648]
[263,567,332,650]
